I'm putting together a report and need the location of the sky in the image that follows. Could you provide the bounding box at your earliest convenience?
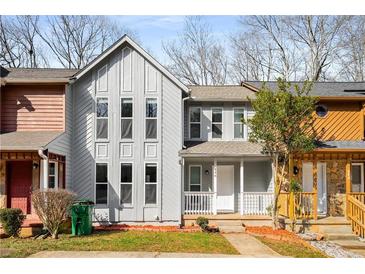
[111,16,241,63]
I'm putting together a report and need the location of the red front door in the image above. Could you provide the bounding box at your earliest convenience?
[7,161,33,214]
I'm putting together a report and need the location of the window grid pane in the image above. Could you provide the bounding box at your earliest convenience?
[212,108,222,139]
[234,108,245,139]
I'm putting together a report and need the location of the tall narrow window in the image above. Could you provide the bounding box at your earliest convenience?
[96,98,108,139]
[145,163,157,205]
[95,163,108,204]
[146,98,157,139]
[234,108,245,139]
[121,98,133,139]
[120,163,133,205]
[189,107,201,139]
[212,108,222,139]
[189,166,201,191]
[48,162,58,189]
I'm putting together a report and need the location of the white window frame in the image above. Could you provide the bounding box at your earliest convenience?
[120,97,134,140]
[95,162,109,206]
[95,96,109,141]
[211,108,223,140]
[189,165,202,192]
[97,64,108,92]
[145,97,158,140]
[144,162,158,206]
[120,162,133,207]
[48,161,58,189]
[233,107,245,140]
[352,163,365,192]
[189,106,202,140]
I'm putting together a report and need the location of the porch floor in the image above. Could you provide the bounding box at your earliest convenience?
[183,213,271,220]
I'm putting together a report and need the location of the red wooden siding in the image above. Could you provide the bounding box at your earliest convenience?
[0,85,65,132]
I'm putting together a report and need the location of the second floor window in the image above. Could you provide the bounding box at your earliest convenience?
[212,108,222,139]
[146,98,157,139]
[121,98,133,139]
[189,107,201,139]
[96,97,108,139]
[234,108,244,139]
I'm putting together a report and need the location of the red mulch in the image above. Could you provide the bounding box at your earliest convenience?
[246,226,304,243]
[94,224,201,233]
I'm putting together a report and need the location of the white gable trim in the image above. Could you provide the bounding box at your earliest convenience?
[72,35,189,93]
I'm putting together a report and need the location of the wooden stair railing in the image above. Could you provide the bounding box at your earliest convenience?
[347,193,365,239]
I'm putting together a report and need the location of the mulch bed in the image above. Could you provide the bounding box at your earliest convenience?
[94,224,202,233]
[246,226,304,244]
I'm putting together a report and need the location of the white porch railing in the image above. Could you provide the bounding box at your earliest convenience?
[242,192,274,215]
[184,192,214,215]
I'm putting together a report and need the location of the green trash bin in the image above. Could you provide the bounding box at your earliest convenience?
[71,200,94,236]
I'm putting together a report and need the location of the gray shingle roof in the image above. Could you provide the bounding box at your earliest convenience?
[1,67,78,83]
[180,141,265,157]
[316,140,365,150]
[245,81,365,97]
[0,131,63,151]
[187,85,256,101]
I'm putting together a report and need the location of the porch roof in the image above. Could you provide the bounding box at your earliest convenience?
[0,131,63,151]
[316,140,365,151]
[180,141,265,157]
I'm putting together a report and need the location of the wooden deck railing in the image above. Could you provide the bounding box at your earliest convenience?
[294,192,315,219]
[347,193,365,239]
[278,192,315,219]
[184,192,214,215]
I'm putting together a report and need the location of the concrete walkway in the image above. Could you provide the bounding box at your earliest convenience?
[29,251,243,258]
[222,233,283,258]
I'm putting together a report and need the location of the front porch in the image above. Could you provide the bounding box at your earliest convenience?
[182,157,274,217]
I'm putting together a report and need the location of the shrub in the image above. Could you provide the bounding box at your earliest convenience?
[0,208,25,237]
[196,216,209,231]
[32,189,76,239]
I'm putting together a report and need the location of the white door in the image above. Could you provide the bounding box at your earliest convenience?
[317,162,327,215]
[302,162,313,192]
[216,165,234,212]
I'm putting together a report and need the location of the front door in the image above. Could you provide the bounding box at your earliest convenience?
[317,162,327,215]
[7,161,33,214]
[216,165,234,212]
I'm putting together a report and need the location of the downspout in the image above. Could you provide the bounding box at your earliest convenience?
[180,90,192,222]
[38,148,49,190]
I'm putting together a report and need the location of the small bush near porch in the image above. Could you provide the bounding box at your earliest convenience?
[0,230,239,258]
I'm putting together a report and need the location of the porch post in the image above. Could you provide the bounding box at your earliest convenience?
[312,158,318,220]
[213,158,217,215]
[181,157,185,216]
[345,157,352,219]
[240,159,244,215]
[40,159,49,190]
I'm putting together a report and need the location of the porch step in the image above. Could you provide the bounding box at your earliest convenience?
[319,226,353,234]
[332,240,365,250]
[326,233,359,241]
[216,220,245,233]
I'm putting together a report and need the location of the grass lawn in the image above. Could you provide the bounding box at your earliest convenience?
[0,230,239,258]
[256,237,327,258]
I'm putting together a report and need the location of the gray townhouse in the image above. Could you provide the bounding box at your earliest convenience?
[67,36,273,224]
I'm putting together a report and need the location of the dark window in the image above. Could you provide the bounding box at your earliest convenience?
[96,163,108,182]
[145,164,157,205]
[121,98,133,139]
[96,163,108,205]
[96,184,108,204]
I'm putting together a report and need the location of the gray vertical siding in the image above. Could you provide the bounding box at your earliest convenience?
[161,76,182,221]
[71,75,94,199]
[70,44,183,224]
